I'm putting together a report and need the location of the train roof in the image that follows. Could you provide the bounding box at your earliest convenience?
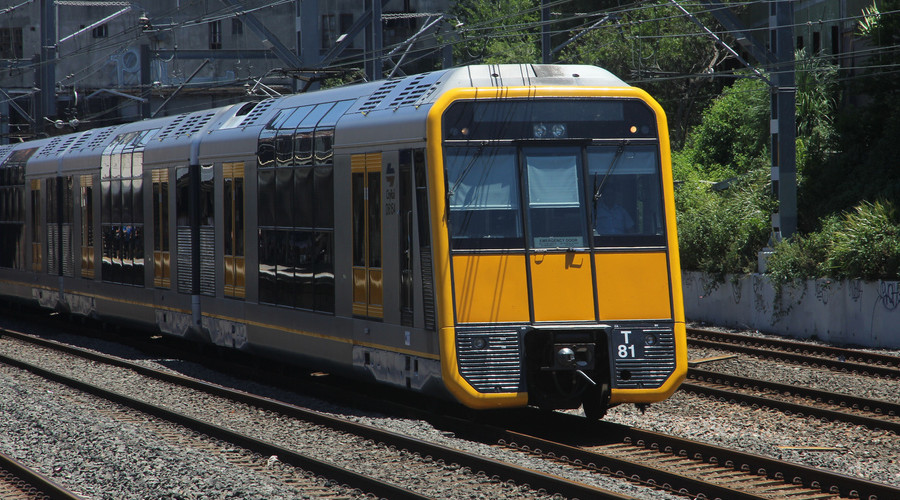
[5,64,631,172]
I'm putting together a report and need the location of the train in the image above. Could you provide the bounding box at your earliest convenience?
[0,64,687,418]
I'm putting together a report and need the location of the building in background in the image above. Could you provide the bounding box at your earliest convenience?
[0,0,451,143]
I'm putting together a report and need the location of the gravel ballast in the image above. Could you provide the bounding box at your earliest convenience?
[0,317,681,500]
[0,314,897,498]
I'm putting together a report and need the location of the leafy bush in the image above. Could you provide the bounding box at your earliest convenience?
[827,201,900,280]
[765,216,840,288]
[676,168,773,279]
[766,201,900,282]
[676,77,769,181]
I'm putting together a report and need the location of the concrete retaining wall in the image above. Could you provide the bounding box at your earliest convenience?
[682,272,900,349]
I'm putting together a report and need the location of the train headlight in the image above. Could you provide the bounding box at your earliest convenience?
[551,123,567,138]
[533,123,567,138]
[644,333,658,346]
[472,337,488,350]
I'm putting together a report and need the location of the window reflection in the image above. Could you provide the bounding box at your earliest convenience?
[444,146,523,249]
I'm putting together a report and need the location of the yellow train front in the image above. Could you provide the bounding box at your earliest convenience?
[417,65,687,417]
[0,64,685,419]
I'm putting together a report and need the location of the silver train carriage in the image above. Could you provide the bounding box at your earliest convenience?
[0,64,687,417]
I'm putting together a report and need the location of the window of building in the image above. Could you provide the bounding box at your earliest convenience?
[321,14,336,48]
[0,28,24,59]
[209,20,222,50]
[92,24,108,38]
[232,18,243,36]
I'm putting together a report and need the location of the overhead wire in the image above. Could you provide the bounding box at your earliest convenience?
[4,0,898,125]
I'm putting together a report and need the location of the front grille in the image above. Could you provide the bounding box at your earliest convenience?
[612,326,676,389]
[456,327,523,393]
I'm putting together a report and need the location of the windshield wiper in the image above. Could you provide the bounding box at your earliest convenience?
[593,141,627,202]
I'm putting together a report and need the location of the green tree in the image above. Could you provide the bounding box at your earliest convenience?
[674,76,770,181]
[449,0,540,65]
[798,0,900,223]
[557,1,731,147]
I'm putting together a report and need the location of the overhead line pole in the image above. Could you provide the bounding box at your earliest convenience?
[670,0,796,240]
[770,0,797,239]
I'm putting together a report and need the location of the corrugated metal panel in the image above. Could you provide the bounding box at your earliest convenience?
[62,224,73,277]
[199,226,215,296]
[420,250,436,331]
[176,227,191,293]
[613,327,676,389]
[456,328,523,393]
[48,225,59,275]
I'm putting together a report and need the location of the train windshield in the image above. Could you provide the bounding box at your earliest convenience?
[442,98,665,250]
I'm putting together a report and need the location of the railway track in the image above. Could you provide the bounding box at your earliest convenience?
[0,451,84,500]
[687,328,900,379]
[682,368,900,434]
[4,323,899,500]
[0,326,637,500]
[464,410,899,500]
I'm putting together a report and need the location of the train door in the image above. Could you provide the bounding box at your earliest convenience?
[30,180,41,272]
[399,151,413,327]
[351,152,383,319]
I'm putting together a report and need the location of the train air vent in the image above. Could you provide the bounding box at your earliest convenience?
[0,145,14,164]
[35,134,78,159]
[83,127,117,151]
[357,79,402,114]
[241,98,277,127]
[70,130,94,152]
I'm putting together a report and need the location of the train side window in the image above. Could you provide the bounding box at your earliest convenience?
[275,167,293,228]
[293,166,314,230]
[152,169,170,288]
[257,129,276,167]
[0,150,33,270]
[313,164,333,231]
[80,175,95,278]
[31,180,41,272]
[314,129,333,166]
[293,129,313,166]
[257,169,275,228]
[258,229,277,304]
[223,162,245,298]
[314,230,334,313]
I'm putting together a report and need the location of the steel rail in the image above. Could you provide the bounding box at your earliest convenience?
[685,368,900,433]
[595,419,898,500]
[0,450,85,500]
[0,328,632,500]
[0,350,428,500]
[687,329,900,379]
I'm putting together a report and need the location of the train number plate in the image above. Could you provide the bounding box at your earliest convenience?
[614,330,644,359]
